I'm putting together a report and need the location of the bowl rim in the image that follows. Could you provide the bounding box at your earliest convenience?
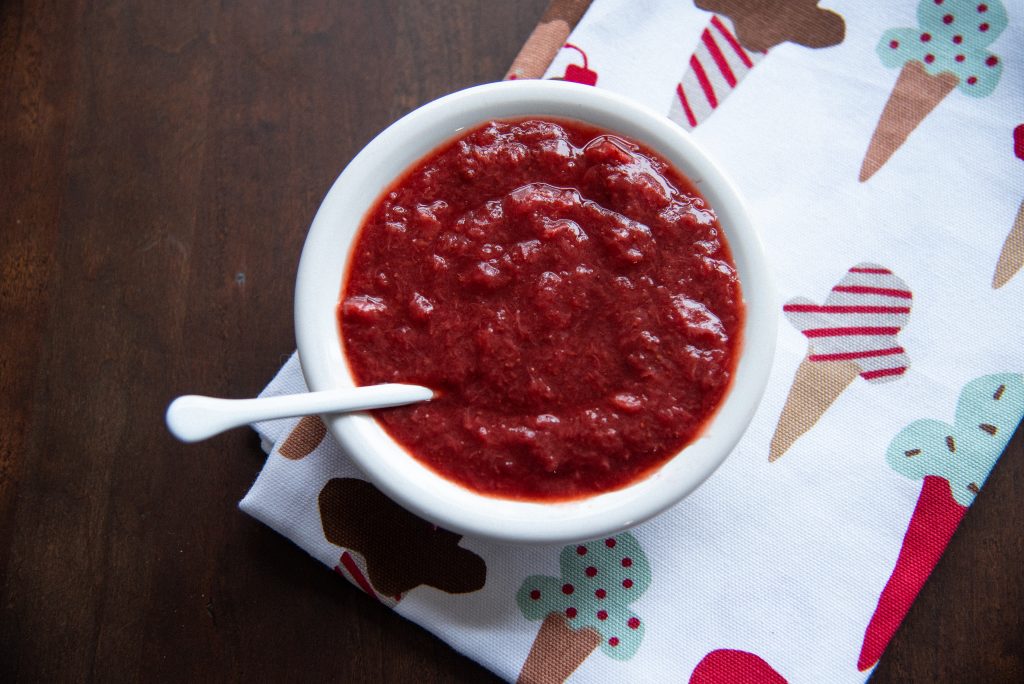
[295,79,776,544]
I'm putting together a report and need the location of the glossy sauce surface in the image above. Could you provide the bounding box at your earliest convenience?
[341,119,742,500]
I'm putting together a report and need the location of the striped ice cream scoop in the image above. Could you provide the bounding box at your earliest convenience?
[783,264,912,381]
[770,263,913,461]
[670,15,765,130]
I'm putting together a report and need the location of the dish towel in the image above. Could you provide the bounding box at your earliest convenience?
[240,1,1024,681]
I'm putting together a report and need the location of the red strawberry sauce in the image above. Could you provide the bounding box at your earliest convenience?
[340,119,742,500]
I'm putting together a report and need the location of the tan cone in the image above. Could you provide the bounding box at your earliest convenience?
[279,415,327,459]
[505,0,591,80]
[993,199,1024,289]
[517,613,601,684]
[769,358,861,462]
[859,61,958,182]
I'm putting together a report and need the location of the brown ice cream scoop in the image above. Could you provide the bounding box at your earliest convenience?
[319,478,487,598]
[696,0,845,52]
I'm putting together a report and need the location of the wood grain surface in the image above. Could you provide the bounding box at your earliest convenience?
[1,1,1021,681]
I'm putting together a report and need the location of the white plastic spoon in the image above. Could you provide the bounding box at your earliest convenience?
[166,384,433,443]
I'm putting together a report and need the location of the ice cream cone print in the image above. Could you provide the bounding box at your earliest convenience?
[279,415,327,459]
[860,62,957,182]
[516,533,651,684]
[992,124,1024,289]
[319,478,486,599]
[858,373,1024,670]
[770,358,861,461]
[505,0,592,81]
[671,14,765,130]
[518,613,601,684]
[770,263,913,462]
[860,0,1007,182]
[333,550,402,608]
[994,201,1024,288]
[671,1,844,130]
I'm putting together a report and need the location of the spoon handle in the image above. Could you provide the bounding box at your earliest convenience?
[166,384,433,443]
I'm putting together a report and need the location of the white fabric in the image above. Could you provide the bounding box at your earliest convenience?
[242,1,1024,681]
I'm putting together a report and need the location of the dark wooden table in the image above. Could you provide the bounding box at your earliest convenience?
[1,1,1021,681]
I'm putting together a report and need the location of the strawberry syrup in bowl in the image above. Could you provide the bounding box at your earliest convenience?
[295,80,775,543]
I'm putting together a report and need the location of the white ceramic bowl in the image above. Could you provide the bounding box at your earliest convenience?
[295,80,775,544]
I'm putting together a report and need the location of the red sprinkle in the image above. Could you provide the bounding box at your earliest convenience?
[953,34,963,43]
[605,538,616,548]
[609,637,620,646]
[628,617,641,629]
[955,54,965,62]
[943,14,954,24]
[986,56,998,66]
[980,22,990,31]
[978,3,988,11]
[924,54,935,63]
[920,32,932,42]
[967,76,978,84]
[597,610,608,621]
[585,566,597,577]
[890,40,900,48]
[622,578,634,589]
[566,606,577,618]
[576,545,587,556]
[595,588,607,599]
[562,583,574,595]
